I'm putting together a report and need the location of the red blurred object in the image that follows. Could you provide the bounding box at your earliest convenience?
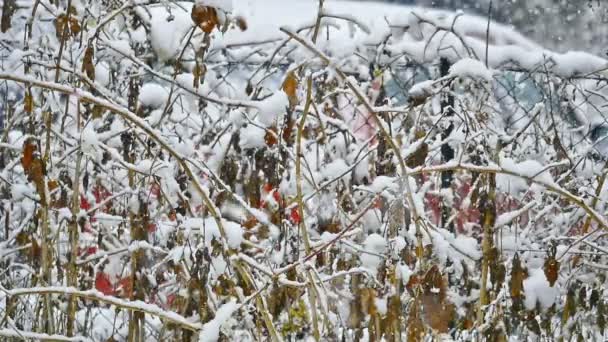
[95,272,114,296]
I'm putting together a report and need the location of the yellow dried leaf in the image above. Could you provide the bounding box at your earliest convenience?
[359,288,377,316]
[282,71,298,105]
[24,90,33,113]
[562,287,577,325]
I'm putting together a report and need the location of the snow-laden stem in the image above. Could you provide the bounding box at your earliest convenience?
[6,286,203,331]
[477,173,496,326]
[296,76,322,339]
[66,102,83,337]
[296,77,313,254]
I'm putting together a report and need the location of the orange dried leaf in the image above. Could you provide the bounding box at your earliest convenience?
[265,126,279,146]
[47,179,59,191]
[242,215,258,229]
[191,4,219,34]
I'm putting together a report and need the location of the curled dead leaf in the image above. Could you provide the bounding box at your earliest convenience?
[265,126,279,146]
[235,16,248,31]
[510,253,527,299]
[543,256,560,287]
[55,12,81,38]
[82,44,95,80]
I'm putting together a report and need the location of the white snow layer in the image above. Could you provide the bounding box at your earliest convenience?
[255,91,289,127]
[523,268,559,310]
[196,0,234,12]
[449,58,493,82]
[199,299,238,342]
[139,83,169,109]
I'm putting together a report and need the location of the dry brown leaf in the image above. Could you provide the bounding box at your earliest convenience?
[562,287,576,325]
[22,140,46,203]
[91,105,104,119]
[16,231,30,246]
[406,142,428,168]
[1,0,16,33]
[30,159,46,194]
[191,4,219,34]
[70,18,81,36]
[55,13,81,38]
[510,253,527,299]
[31,237,41,261]
[82,44,95,81]
[421,265,454,332]
[543,256,560,287]
[47,179,59,191]
[242,215,258,229]
[422,265,445,298]
[359,287,377,316]
[265,126,279,146]
[406,301,425,342]
[235,16,248,31]
[422,293,455,333]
